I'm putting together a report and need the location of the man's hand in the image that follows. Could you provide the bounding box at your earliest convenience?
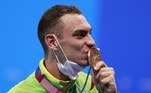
[92,61,117,93]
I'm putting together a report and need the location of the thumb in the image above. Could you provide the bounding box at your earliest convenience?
[91,61,107,80]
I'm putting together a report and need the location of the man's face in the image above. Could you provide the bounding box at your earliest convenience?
[57,14,95,67]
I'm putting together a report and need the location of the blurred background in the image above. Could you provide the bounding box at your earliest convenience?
[0,0,151,93]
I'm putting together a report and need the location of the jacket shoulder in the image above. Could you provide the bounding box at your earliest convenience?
[8,72,47,93]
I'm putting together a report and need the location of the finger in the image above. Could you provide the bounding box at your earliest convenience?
[92,62,108,80]
[100,67,115,80]
[95,69,114,81]
[92,62,105,80]
[93,61,107,71]
[93,67,115,84]
[93,66,114,78]
[100,74,115,86]
[100,71,114,78]
[99,67,115,73]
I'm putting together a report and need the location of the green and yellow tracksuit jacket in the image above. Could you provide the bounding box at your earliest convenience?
[8,59,98,93]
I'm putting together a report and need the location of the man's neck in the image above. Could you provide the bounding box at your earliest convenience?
[44,58,71,81]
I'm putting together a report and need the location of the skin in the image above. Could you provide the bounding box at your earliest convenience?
[45,14,117,93]
[93,61,117,93]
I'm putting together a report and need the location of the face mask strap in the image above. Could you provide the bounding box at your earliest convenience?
[53,51,62,64]
[52,34,69,64]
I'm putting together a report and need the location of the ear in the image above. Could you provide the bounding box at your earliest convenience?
[45,34,58,51]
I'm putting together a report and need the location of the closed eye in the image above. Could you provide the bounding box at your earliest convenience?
[72,30,89,39]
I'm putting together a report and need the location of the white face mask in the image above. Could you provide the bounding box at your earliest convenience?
[57,60,84,80]
[52,35,84,80]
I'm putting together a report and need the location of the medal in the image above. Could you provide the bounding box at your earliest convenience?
[88,47,102,68]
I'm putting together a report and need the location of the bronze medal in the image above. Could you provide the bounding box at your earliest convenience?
[88,47,102,68]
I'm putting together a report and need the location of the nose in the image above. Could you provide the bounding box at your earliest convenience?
[85,34,96,48]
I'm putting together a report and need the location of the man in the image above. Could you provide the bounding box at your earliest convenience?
[9,5,117,93]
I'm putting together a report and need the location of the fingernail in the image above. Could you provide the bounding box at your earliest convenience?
[94,66,97,70]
